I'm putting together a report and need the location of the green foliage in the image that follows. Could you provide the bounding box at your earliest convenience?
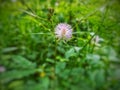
[0,69,36,82]
[11,55,36,69]
[0,0,120,90]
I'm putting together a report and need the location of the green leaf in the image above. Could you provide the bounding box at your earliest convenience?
[12,55,36,69]
[113,69,120,79]
[21,77,50,90]
[55,62,66,74]
[0,69,36,82]
[86,54,100,61]
[95,70,105,87]
[2,47,18,53]
[8,80,24,90]
[65,48,76,59]
[46,58,55,63]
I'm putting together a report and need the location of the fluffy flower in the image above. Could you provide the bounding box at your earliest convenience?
[55,23,73,40]
[91,35,104,46]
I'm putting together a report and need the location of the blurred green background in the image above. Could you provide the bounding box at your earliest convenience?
[0,0,120,90]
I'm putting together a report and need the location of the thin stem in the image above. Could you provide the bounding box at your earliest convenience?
[80,1,110,52]
[31,33,51,35]
[19,9,48,22]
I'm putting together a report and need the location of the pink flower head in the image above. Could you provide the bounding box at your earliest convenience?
[55,23,73,40]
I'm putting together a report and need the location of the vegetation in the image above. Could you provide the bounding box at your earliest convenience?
[0,0,120,90]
